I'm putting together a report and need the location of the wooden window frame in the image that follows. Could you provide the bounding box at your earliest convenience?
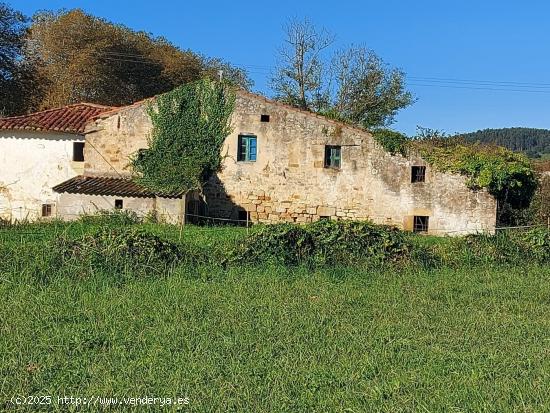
[41,204,52,217]
[324,145,341,169]
[237,135,257,162]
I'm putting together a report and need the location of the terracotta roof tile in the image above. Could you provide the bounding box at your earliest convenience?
[0,103,114,134]
[53,175,183,199]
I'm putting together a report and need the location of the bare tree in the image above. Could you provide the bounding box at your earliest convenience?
[270,18,334,110]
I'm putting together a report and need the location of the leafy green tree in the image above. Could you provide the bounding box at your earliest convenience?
[24,9,204,110]
[18,9,251,112]
[330,46,414,128]
[0,2,28,115]
[270,19,414,128]
[131,79,235,194]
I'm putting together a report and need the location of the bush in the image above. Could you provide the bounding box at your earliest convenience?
[372,129,409,156]
[55,228,184,277]
[78,210,141,226]
[229,220,410,266]
[519,227,550,262]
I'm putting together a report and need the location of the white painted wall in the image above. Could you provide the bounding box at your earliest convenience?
[57,193,183,224]
[0,130,84,221]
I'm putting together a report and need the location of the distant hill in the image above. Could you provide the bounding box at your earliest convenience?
[458,128,550,159]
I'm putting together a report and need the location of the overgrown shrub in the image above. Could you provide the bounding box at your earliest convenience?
[372,129,409,156]
[527,172,550,225]
[78,210,141,226]
[55,228,184,277]
[518,227,550,262]
[308,220,410,264]
[229,220,410,266]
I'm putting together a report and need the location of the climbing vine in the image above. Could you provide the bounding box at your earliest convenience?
[131,79,235,194]
[372,128,538,225]
[372,129,409,156]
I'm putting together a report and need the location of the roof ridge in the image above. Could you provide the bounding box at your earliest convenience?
[234,89,373,136]
[0,102,114,121]
[68,102,115,109]
[92,97,155,119]
[90,88,372,137]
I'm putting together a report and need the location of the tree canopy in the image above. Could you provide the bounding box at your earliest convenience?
[458,128,550,159]
[1,7,251,115]
[270,18,414,129]
[0,2,28,115]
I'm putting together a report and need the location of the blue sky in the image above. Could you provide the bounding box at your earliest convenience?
[9,0,550,135]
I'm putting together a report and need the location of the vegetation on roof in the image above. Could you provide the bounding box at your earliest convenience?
[372,128,538,225]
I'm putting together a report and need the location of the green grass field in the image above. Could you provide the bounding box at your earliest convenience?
[0,222,549,412]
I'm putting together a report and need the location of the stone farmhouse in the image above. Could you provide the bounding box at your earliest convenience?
[0,89,498,234]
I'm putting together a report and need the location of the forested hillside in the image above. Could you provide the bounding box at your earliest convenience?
[460,128,550,158]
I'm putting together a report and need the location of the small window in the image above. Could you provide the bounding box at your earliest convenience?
[260,114,270,122]
[237,135,257,162]
[73,142,85,162]
[411,166,426,183]
[42,204,52,217]
[324,145,341,169]
[115,199,123,209]
[413,216,429,233]
[319,216,330,221]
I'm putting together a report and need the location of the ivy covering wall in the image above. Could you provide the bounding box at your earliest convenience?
[131,79,235,194]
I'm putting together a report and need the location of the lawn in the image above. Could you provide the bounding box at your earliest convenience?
[0,223,549,412]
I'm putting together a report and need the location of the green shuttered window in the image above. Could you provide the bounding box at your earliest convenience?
[237,135,257,162]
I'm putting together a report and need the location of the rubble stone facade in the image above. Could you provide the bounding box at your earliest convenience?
[84,91,497,235]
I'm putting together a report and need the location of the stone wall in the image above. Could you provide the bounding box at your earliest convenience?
[84,101,152,177]
[84,91,497,235]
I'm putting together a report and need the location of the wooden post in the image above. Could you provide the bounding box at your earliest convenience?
[178,195,185,242]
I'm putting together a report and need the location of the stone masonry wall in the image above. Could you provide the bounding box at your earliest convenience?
[83,91,497,235]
